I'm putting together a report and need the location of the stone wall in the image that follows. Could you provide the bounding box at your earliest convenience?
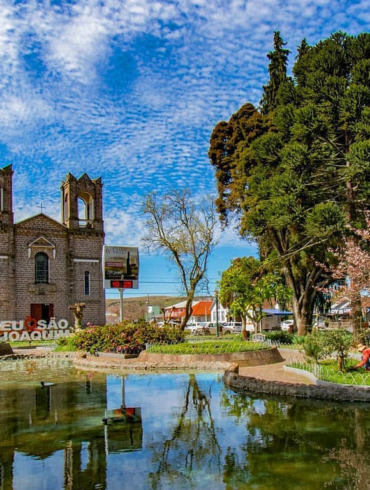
[223,369,370,402]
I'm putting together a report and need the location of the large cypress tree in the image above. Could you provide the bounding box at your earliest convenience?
[209,32,369,335]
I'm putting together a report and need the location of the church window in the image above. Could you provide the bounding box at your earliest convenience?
[35,252,49,284]
[0,187,3,212]
[85,271,90,295]
[77,194,94,227]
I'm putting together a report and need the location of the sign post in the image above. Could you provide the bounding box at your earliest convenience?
[119,288,124,322]
[102,246,139,322]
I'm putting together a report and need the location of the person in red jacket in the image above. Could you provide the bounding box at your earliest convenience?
[352,344,370,371]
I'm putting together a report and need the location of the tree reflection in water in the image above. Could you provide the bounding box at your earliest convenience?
[149,374,221,489]
[220,389,370,489]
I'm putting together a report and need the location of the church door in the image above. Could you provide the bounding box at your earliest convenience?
[31,303,54,323]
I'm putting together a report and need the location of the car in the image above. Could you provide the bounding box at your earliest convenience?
[312,320,326,329]
[280,319,294,331]
[222,322,243,333]
[157,321,180,328]
[185,322,209,335]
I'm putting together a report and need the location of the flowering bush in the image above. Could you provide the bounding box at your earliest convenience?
[74,321,185,354]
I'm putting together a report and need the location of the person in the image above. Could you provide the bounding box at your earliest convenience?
[351,344,370,371]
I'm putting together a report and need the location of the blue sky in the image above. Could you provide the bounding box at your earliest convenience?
[0,0,368,300]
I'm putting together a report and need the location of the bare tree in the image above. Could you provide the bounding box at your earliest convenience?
[142,190,217,329]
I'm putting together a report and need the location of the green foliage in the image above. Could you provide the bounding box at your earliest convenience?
[264,331,294,344]
[290,360,370,386]
[303,329,353,370]
[209,31,370,335]
[54,336,77,352]
[303,330,328,362]
[147,340,266,355]
[260,31,291,114]
[218,256,291,329]
[73,321,185,354]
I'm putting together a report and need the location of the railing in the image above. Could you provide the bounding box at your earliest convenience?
[327,321,353,330]
[78,219,94,228]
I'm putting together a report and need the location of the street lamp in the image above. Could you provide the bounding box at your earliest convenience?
[215,289,219,337]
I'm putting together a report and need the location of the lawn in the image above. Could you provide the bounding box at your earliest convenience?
[289,359,370,386]
[146,340,267,355]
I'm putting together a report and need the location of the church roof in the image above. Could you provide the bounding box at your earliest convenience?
[15,213,67,231]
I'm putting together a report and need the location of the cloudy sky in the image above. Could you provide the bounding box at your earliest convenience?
[0,0,368,298]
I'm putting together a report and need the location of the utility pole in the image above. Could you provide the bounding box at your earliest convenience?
[215,290,219,337]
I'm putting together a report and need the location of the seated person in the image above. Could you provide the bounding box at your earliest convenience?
[351,344,370,371]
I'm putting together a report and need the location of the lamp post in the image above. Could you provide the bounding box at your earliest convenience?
[215,289,219,337]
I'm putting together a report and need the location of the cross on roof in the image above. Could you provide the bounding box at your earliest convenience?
[39,203,45,213]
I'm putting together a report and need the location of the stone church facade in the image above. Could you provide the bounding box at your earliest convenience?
[0,165,106,326]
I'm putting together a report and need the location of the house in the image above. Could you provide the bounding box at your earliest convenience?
[326,296,370,329]
[164,299,213,323]
[189,300,213,323]
[210,299,292,331]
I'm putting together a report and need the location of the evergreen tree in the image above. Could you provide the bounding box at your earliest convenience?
[260,31,291,114]
[209,32,370,335]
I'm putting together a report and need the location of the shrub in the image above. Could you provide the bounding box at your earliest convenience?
[320,329,353,371]
[55,336,77,352]
[293,335,305,345]
[73,321,185,354]
[303,330,327,363]
[264,331,293,344]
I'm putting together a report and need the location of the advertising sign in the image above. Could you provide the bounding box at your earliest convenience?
[103,246,139,289]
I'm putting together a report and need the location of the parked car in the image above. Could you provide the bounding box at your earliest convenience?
[280,319,294,331]
[222,322,243,333]
[185,322,211,335]
[157,321,180,328]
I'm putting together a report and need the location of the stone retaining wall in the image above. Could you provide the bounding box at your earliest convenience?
[224,369,370,402]
[138,347,283,366]
[73,347,283,371]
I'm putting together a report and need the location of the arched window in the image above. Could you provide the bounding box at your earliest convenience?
[85,271,90,295]
[35,252,49,284]
[0,186,3,212]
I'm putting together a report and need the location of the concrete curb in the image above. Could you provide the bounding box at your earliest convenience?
[224,366,370,402]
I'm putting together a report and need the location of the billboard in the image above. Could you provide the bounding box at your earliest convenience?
[103,246,139,289]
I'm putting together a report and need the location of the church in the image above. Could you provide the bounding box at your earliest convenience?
[0,165,106,327]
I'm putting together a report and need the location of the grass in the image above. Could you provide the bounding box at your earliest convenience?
[8,340,56,348]
[54,337,77,352]
[289,359,370,386]
[146,340,268,355]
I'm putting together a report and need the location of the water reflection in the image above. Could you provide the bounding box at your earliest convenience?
[0,360,369,489]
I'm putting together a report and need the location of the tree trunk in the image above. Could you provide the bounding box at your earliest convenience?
[181,295,194,330]
[241,317,248,340]
[337,355,343,372]
[290,293,314,336]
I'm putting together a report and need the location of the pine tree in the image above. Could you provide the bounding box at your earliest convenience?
[260,31,291,114]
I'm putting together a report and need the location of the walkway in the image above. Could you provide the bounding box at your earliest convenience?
[238,348,313,385]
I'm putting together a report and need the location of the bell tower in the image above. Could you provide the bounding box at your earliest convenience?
[61,172,103,232]
[0,164,16,319]
[0,164,14,226]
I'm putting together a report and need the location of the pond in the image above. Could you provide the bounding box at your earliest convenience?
[0,359,369,489]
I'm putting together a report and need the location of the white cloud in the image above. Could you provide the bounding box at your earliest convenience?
[104,208,146,246]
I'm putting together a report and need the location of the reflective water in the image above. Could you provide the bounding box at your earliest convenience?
[0,359,369,489]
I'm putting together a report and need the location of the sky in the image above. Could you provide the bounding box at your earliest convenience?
[0,0,368,300]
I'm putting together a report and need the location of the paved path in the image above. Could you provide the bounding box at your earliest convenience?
[238,348,313,385]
